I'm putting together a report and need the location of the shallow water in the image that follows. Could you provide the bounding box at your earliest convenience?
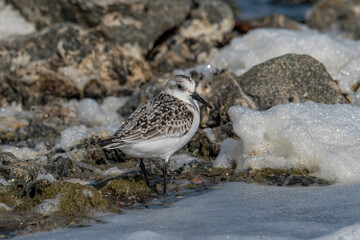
[235,0,312,21]
[15,182,360,240]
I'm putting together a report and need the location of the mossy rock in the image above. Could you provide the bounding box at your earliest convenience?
[0,185,23,209]
[232,168,332,186]
[101,179,151,198]
[20,180,112,216]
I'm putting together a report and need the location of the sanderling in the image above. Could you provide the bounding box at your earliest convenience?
[98,75,212,198]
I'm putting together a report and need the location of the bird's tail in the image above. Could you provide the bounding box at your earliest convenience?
[97,137,124,149]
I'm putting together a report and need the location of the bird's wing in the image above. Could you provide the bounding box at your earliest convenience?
[100,93,194,149]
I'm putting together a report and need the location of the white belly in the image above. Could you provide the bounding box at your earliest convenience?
[120,111,200,162]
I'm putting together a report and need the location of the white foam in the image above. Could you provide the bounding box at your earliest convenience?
[64,97,125,127]
[203,128,216,143]
[36,173,55,183]
[59,125,88,151]
[0,202,13,211]
[0,102,23,118]
[58,122,122,151]
[1,143,47,160]
[0,0,35,40]
[223,102,360,183]
[210,28,360,103]
[169,153,198,171]
[64,179,91,186]
[173,63,218,77]
[82,189,94,199]
[213,138,243,168]
[314,223,360,240]
[58,66,95,91]
[35,195,61,216]
[0,178,10,186]
[102,167,125,176]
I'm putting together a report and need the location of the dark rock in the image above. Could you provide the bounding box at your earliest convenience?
[184,129,221,161]
[117,75,169,118]
[196,70,258,128]
[0,117,28,144]
[0,105,79,147]
[0,153,38,186]
[307,0,360,39]
[0,152,19,166]
[0,23,152,107]
[243,14,302,31]
[147,0,235,73]
[232,168,332,186]
[237,54,350,110]
[43,155,75,178]
[9,0,192,52]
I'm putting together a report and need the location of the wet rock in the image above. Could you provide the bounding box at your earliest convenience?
[0,152,39,186]
[147,0,235,73]
[195,70,258,129]
[243,14,302,31]
[237,54,350,110]
[307,0,360,39]
[232,168,332,186]
[9,0,192,52]
[24,106,78,145]
[101,179,152,206]
[0,23,152,107]
[43,155,75,178]
[0,117,28,143]
[22,180,111,216]
[0,104,79,147]
[184,129,221,161]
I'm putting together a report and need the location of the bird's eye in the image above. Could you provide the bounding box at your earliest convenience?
[177,84,183,89]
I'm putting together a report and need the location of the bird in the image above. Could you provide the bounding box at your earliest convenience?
[98,75,212,198]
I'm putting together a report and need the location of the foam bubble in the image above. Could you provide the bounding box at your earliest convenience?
[225,102,360,182]
[1,143,47,160]
[0,0,35,40]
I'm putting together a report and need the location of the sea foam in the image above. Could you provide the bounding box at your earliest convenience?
[214,102,360,183]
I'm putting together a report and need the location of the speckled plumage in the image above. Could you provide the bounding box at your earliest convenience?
[111,92,195,146]
[98,75,212,197]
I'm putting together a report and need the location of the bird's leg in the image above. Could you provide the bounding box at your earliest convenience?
[163,161,168,199]
[139,159,158,194]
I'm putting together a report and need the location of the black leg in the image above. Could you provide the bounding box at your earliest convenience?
[163,162,168,199]
[140,159,158,194]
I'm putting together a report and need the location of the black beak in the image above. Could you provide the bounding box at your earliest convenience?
[191,92,212,109]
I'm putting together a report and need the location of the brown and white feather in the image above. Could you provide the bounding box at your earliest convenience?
[99,92,195,149]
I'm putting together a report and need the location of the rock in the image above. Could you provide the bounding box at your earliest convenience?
[147,0,235,73]
[307,0,360,39]
[24,181,110,216]
[184,129,221,161]
[243,14,302,31]
[101,179,152,205]
[43,154,75,178]
[193,55,349,129]
[23,106,79,146]
[0,152,38,186]
[0,117,28,143]
[237,54,350,110]
[232,168,332,186]
[117,75,169,118]
[0,23,152,107]
[9,0,192,52]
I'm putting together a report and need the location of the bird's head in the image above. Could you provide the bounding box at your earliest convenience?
[163,75,212,109]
